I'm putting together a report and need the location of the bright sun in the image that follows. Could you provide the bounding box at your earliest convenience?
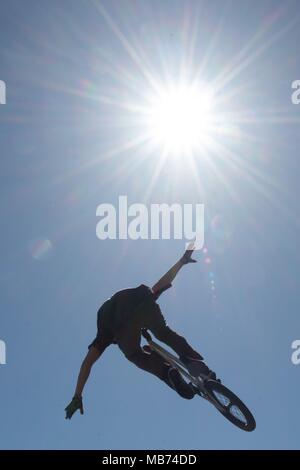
[146,84,216,154]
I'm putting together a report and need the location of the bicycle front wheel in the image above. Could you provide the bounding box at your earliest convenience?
[205,380,256,432]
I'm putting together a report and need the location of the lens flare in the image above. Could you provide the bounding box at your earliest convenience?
[30,238,53,261]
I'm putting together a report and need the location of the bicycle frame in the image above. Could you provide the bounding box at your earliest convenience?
[146,337,225,412]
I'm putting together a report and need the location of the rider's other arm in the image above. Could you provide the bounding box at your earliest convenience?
[65,346,101,419]
[152,248,196,295]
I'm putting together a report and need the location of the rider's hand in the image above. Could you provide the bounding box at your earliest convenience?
[65,395,84,420]
[180,245,197,265]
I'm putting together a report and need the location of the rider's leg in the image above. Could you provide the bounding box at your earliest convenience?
[115,323,170,379]
[146,302,217,378]
[146,302,203,360]
[115,324,194,399]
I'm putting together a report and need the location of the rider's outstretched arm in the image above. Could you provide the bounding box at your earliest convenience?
[152,247,196,295]
[74,346,101,397]
[65,346,101,419]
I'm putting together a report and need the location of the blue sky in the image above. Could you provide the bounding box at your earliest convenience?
[0,0,300,450]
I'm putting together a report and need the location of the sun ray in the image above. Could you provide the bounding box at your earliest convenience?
[213,12,300,92]
[92,0,162,96]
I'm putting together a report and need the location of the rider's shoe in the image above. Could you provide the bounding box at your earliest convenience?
[165,367,195,400]
[180,355,221,382]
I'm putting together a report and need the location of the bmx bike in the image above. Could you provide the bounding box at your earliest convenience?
[142,329,256,432]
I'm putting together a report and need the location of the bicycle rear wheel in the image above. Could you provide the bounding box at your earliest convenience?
[205,380,256,432]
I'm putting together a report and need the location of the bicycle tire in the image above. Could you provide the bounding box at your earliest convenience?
[204,380,256,432]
